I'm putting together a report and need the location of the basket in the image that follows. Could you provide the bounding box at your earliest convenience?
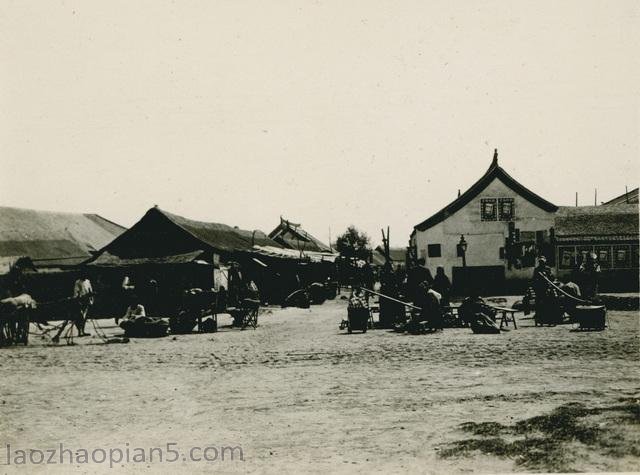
[574,305,606,330]
[347,307,370,333]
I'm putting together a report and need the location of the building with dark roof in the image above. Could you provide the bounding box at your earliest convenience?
[88,206,280,268]
[555,204,639,291]
[601,187,638,205]
[411,150,639,294]
[0,206,126,268]
[411,150,559,294]
[86,207,339,307]
[269,217,334,253]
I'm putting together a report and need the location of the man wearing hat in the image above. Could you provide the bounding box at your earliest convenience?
[579,252,601,299]
[532,256,554,316]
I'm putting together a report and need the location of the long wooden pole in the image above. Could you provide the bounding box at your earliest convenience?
[538,273,591,304]
[356,286,422,310]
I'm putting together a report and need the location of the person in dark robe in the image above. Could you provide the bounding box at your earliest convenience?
[531,256,565,324]
[362,263,375,291]
[459,293,499,332]
[579,252,600,299]
[413,280,443,330]
[379,262,404,327]
[227,262,244,307]
[432,266,452,307]
[407,259,434,305]
[532,256,553,305]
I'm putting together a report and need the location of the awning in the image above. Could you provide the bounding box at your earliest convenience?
[87,250,211,267]
[251,245,338,263]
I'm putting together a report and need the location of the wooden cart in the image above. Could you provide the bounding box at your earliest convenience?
[0,307,30,346]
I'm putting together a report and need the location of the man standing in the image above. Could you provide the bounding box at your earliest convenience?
[52,271,94,343]
[73,271,94,337]
[433,266,452,307]
[532,256,553,298]
[379,262,403,328]
[531,256,557,324]
[580,252,601,299]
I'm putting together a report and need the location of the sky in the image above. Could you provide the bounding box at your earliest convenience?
[1,0,638,248]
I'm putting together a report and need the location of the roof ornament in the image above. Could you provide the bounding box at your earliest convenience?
[491,148,498,166]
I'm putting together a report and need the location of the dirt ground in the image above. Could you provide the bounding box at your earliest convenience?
[1,298,638,474]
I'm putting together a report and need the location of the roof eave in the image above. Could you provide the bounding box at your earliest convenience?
[414,163,557,232]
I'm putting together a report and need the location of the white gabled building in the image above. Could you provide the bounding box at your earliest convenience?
[410,150,558,294]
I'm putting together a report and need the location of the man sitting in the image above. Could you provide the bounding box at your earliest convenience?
[121,297,146,325]
[412,280,443,331]
[459,294,500,333]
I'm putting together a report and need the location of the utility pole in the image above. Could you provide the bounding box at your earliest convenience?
[626,185,629,203]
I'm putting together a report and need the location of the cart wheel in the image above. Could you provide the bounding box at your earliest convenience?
[347,324,352,334]
[362,326,367,334]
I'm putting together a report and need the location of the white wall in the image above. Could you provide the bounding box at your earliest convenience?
[414,177,555,280]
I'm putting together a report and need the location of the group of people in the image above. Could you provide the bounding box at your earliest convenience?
[408,260,453,331]
[530,252,600,323]
[383,251,602,332]
[375,258,453,331]
[51,263,264,340]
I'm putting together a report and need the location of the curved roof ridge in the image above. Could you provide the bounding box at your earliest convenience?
[414,151,557,232]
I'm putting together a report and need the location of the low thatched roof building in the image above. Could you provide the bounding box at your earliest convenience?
[0,206,126,268]
[555,204,639,245]
[87,207,337,306]
[88,206,279,267]
[601,187,638,205]
[554,203,639,291]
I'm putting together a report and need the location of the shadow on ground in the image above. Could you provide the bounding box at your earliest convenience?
[438,397,640,472]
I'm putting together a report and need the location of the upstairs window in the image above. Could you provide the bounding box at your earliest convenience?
[481,199,497,221]
[481,197,515,221]
[427,244,442,258]
[499,198,514,221]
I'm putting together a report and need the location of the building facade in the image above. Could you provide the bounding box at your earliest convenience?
[411,151,639,294]
[411,151,558,294]
[554,204,639,292]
